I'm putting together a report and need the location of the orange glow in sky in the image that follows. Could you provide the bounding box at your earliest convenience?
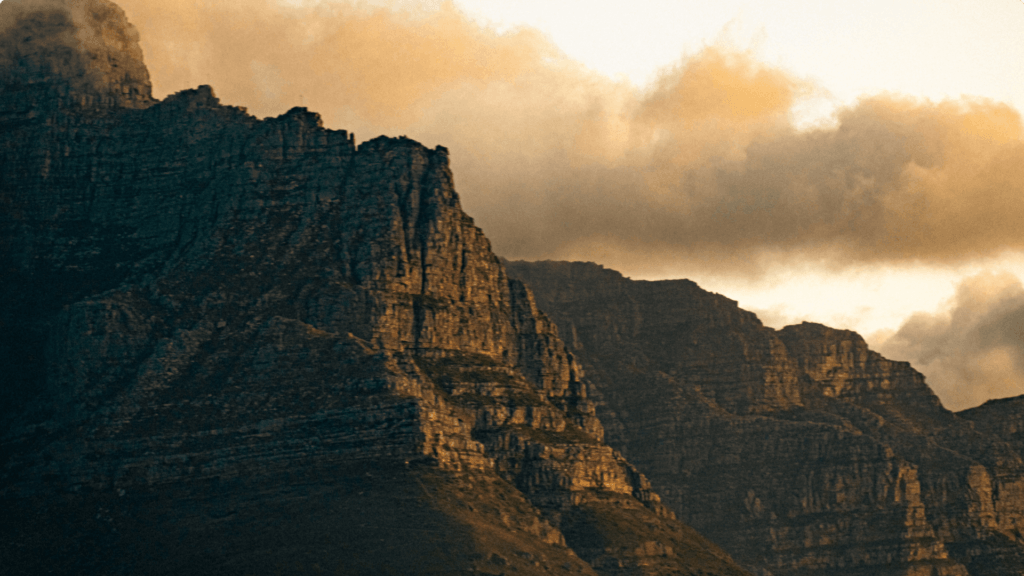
[13,0,1024,409]
[453,0,1024,126]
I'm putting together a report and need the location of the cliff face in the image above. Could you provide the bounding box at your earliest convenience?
[507,260,1024,576]
[0,2,751,574]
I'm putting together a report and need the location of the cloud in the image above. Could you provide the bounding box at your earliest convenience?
[7,0,1023,408]
[878,271,1024,411]
[39,0,1024,279]
[113,0,559,126]
[0,0,151,102]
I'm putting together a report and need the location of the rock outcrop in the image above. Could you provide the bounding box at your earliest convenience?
[507,260,1024,576]
[0,2,751,574]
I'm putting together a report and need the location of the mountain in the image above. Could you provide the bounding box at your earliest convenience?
[506,260,1024,576]
[0,1,751,574]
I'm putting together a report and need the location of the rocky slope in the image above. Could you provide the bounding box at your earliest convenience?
[507,260,1024,576]
[0,1,751,574]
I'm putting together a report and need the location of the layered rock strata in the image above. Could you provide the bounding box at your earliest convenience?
[507,260,1024,576]
[0,1,750,574]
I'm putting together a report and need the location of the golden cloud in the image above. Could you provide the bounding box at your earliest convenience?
[97,0,1024,278]
[879,271,1024,411]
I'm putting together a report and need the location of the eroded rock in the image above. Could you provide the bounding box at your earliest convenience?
[0,2,749,574]
[508,259,1024,576]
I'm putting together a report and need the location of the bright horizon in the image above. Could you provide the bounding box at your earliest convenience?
[454,0,1024,122]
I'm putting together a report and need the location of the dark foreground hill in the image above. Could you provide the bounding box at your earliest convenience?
[0,1,751,574]
[507,260,1024,576]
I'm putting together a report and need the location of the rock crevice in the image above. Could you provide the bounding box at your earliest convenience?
[508,259,1024,576]
[0,2,750,574]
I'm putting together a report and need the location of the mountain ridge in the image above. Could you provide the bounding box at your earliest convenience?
[0,1,750,574]
[507,258,1024,576]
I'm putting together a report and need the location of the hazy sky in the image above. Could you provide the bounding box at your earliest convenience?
[419,1,1024,412]
[443,0,1024,326]
[5,0,1023,410]
[454,0,1024,123]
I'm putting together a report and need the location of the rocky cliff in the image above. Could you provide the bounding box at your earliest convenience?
[507,260,1024,576]
[0,1,751,574]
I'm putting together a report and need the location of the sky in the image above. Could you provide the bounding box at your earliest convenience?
[3,0,1023,410]
[454,0,1024,123]
[440,0,1024,411]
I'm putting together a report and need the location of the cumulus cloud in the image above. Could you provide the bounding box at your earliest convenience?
[32,0,1024,279]
[878,272,1024,411]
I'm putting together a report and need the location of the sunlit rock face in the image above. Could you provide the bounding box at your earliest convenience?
[0,1,755,574]
[508,260,1024,576]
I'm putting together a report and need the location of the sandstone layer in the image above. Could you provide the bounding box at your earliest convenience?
[507,260,1024,576]
[0,2,750,574]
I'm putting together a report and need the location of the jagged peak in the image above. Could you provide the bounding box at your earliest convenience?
[275,105,324,127]
[0,0,153,108]
[506,259,629,282]
[163,84,219,107]
[359,134,440,153]
[778,321,866,345]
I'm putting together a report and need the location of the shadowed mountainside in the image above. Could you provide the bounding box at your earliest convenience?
[507,259,1024,576]
[0,1,751,574]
